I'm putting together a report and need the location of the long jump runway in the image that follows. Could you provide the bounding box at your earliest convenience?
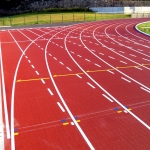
[0,18,150,150]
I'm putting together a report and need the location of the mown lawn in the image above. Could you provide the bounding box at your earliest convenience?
[137,22,150,35]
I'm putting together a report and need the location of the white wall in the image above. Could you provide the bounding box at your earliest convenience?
[90,7,150,14]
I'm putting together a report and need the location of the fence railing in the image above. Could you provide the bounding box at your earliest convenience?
[0,12,132,26]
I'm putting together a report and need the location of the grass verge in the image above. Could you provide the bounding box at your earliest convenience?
[137,22,150,35]
[0,13,131,26]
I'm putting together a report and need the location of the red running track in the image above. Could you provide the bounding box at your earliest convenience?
[0,18,150,150]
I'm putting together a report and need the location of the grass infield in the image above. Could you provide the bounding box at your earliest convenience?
[137,22,150,35]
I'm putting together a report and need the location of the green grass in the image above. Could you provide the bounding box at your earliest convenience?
[137,22,150,35]
[0,13,131,26]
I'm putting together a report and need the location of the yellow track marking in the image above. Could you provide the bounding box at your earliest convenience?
[63,122,69,125]
[16,63,150,82]
[14,133,19,136]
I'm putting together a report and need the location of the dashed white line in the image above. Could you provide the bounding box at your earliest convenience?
[142,58,150,62]
[130,54,136,57]
[99,52,104,55]
[59,61,64,65]
[31,65,35,68]
[140,87,150,93]
[107,70,114,74]
[25,56,28,59]
[135,66,142,70]
[85,59,90,62]
[102,94,113,102]
[41,79,45,84]
[49,53,52,56]
[119,51,125,53]
[53,57,57,60]
[77,55,82,57]
[76,74,82,78]
[121,77,131,83]
[120,60,127,64]
[137,49,143,51]
[47,88,54,95]
[108,56,115,59]
[66,67,72,71]
[87,82,95,89]
[28,60,31,63]
[95,43,99,45]
[57,102,65,112]
[94,63,101,67]
[71,51,74,54]
[35,71,39,75]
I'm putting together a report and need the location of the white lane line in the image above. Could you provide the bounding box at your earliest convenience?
[119,51,125,53]
[85,59,90,62]
[142,58,150,62]
[31,65,35,68]
[38,45,40,48]
[107,70,114,74]
[66,67,72,71]
[140,87,150,93]
[76,74,82,78]
[130,54,136,57]
[125,41,130,43]
[95,43,99,45]
[121,77,131,83]
[99,52,104,55]
[135,66,142,70]
[47,88,54,95]
[41,48,44,50]
[120,60,127,64]
[89,41,92,43]
[77,55,82,57]
[108,56,115,59]
[104,40,108,42]
[0,44,10,139]
[57,102,65,112]
[41,79,45,84]
[94,63,101,67]
[35,71,39,75]
[28,60,31,63]
[102,94,113,102]
[53,57,57,60]
[25,56,28,59]
[87,82,95,89]
[59,61,64,65]
[91,50,95,52]
[49,53,52,56]
[78,44,82,46]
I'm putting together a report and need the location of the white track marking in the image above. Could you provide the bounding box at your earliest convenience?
[47,88,53,95]
[102,94,113,102]
[135,66,142,70]
[66,67,72,71]
[99,52,104,55]
[76,74,82,78]
[49,53,52,56]
[142,58,150,62]
[53,57,57,60]
[95,43,99,45]
[137,49,143,51]
[41,48,44,50]
[57,102,65,112]
[108,56,115,59]
[140,87,150,93]
[94,63,101,67]
[70,51,74,54]
[35,71,39,75]
[107,70,114,74]
[85,59,90,62]
[31,65,35,68]
[130,54,136,57]
[121,77,131,83]
[0,43,10,139]
[87,82,95,89]
[59,61,64,65]
[45,25,95,150]
[120,60,127,64]
[119,51,125,53]
[25,56,28,58]
[28,60,31,63]
[77,55,82,57]
[41,79,45,84]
